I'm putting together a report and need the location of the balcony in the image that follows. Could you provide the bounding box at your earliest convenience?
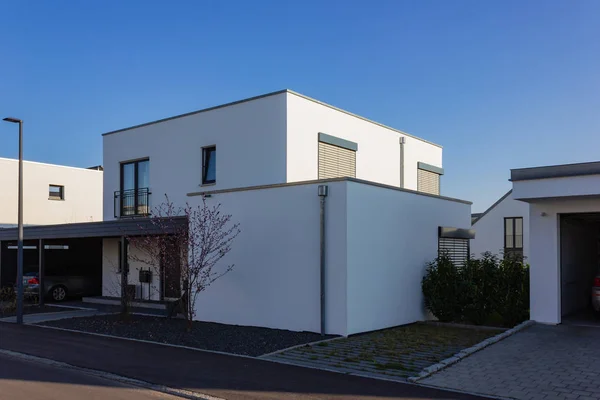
[114,188,151,218]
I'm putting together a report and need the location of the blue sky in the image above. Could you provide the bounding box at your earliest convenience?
[1,0,599,211]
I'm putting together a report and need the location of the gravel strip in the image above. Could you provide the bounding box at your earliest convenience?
[40,314,334,356]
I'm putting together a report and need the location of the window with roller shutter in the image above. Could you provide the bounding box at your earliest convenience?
[318,139,356,179]
[417,168,440,195]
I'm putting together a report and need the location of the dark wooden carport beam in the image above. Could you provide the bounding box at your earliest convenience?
[38,239,44,306]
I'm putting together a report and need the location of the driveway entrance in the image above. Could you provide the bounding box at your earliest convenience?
[421,324,600,400]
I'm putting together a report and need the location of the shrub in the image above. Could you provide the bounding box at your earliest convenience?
[422,251,529,327]
[421,253,464,322]
[0,287,17,317]
[461,253,499,325]
[496,254,530,327]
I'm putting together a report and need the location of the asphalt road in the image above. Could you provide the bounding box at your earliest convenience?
[0,353,183,400]
[0,323,489,400]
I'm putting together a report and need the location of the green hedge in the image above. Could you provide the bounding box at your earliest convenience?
[422,252,529,327]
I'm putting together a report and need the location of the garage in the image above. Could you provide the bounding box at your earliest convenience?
[511,160,600,325]
[560,213,600,323]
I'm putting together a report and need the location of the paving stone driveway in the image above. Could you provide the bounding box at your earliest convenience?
[421,324,600,400]
[264,322,500,380]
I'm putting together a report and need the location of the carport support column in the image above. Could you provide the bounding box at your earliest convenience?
[38,239,44,306]
[120,236,129,313]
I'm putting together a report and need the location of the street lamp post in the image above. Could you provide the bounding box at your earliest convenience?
[3,117,24,324]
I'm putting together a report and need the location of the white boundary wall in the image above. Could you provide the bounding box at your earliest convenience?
[345,181,471,334]
[187,180,470,335]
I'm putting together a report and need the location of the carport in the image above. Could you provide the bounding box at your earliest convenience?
[511,161,600,325]
[0,217,186,304]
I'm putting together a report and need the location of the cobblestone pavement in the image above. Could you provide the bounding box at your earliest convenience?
[263,322,501,381]
[421,324,600,400]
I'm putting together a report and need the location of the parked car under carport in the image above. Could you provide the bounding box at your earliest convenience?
[23,271,97,302]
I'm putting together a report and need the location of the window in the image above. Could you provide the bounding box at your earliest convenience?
[202,146,216,184]
[119,159,150,217]
[504,217,524,257]
[49,185,64,200]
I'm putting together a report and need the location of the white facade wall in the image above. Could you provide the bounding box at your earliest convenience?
[345,182,471,334]
[286,93,443,191]
[189,181,349,335]
[513,175,600,200]
[471,192,530,259]
[102,93,288,220]
[527,198,600,324]
[0,158,103,226]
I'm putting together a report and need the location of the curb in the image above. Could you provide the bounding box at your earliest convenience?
[407,320,535,382]
[259,335,346,358]
[0,348,224,400]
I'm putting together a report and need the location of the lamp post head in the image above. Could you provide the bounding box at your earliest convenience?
[3,117,22,124]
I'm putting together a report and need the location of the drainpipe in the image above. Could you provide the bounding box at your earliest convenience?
[399,137,406,188]
[317,185,328,335]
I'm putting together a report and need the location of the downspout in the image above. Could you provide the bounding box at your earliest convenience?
[318,185,329,335]
[399,137,406,188]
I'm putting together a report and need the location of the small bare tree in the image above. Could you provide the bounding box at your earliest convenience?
[128,195,240,330]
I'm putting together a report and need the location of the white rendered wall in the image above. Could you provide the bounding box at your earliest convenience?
[0,158,103,226]
[285,93,443,192]
[471,192,530,259]
[102,238,161,301]
[513,175,600,200]
[528,197,600,324]
[189,181,349,335]
[102,93,288,220]
[345,182,471,335]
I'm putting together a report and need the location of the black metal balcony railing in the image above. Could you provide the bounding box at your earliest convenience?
[114,188,151,218]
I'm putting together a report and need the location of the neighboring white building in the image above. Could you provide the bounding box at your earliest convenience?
[470,190,530,259]
[102,89,444,219]
[0,158,103,227]
[510,161,600,325]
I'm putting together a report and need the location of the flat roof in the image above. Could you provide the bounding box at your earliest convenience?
[0,217,187,241]
[102,89,441,148]
[187,176,472,205]
[511,161,600,182]
[0,157,103,173]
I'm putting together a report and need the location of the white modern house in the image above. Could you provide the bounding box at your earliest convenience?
[510,161,600,325]
[0,89,474,336]
[0,158,103,228]
[470,190,530,259]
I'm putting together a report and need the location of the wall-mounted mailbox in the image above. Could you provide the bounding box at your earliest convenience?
[139,269,152,283]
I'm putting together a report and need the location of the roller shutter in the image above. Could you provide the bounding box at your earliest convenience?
[417,168,440,195]
[318,142,356,179]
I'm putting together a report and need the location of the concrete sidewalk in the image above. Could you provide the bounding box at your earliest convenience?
[0,322,489,400]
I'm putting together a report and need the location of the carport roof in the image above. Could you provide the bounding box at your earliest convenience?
[511,161,600,182]
[0,217,187,241]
